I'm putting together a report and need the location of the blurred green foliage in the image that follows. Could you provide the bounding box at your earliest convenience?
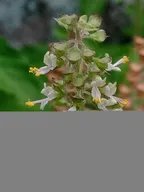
[80,0,105,15]
[0,37,52,111]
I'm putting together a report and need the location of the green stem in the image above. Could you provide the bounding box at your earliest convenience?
[78,59,83,74]
[68,30,76,40]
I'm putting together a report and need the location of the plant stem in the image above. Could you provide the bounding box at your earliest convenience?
[68,30,75,40]
[78,59,83,74]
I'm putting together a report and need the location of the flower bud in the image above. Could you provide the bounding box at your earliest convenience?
[83,48,95,58]
[67,47,82,62]
[93,57,108,70]
[56,57,65,68]
[87,14,102,28]
[54,14,78,29]
[78,15,87,27]
[90,30,106,42]
[53,42,68,53]
[72,74,85,87]
[89,62,101,73]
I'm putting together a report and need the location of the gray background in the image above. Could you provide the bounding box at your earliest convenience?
[0,112,144,192]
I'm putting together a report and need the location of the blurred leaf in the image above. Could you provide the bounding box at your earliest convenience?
[53,26,67,40]
[80,0,105,15]
[0,38,51,111]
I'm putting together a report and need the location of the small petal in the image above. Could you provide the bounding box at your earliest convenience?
[106,63,121,71]
[89,62,101,72]
[33,98,49,104]
[112,96,128,107]
[91,76,106,87]
[68,106,77,111]
[90,30,107,42]
[92,85,101,100]
[113,108,123,111]
[106,56,128,72]
[97,102,108,111]
[78,15,88,26]
[41,84,56,99]
[38,66,54,75]
[43,51,57,68]
[102,83,117,97]
[97,98,108,111]
[40,99,49,110]
[88,14,102,28]
[105,97,117,106]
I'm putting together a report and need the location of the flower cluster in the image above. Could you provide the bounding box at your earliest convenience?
[25,14,129,111]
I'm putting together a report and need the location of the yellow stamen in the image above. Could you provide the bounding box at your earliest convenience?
[25,101,35,107]
[93,98,102,104]
[29,67,35,73]
[34,67,38,70]
[35,72,40,77]
[119,99,128,107]
[29,67,40,77]
[122,56,129,64]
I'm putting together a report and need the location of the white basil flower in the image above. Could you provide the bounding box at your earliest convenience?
[102,83,128,107]
[112,96,128,107]
[106,56,129,72]
[102,82,117,97]
[105,97,117,106]
[37,51,57,75]
[41,83,56,98]
[25,83,57,110]
[97,99,108,111]
[98,97,117,111]
[91,85,101,103]
[91,77,106,104]
[92,76,106,87]
[97,97,123,111]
